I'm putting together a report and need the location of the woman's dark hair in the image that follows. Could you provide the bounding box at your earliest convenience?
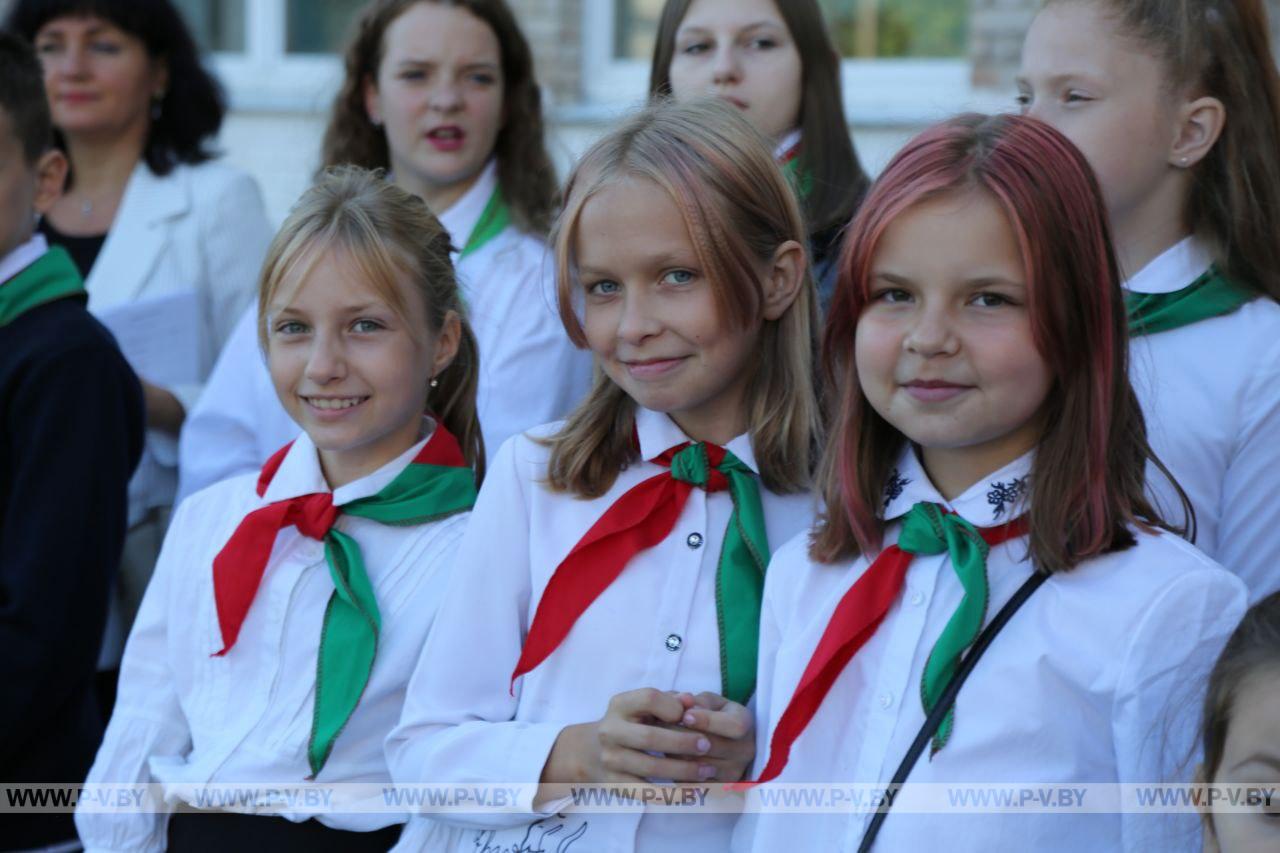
[322,0,558,236]
[648,0,869,244]
[5,0,225,177]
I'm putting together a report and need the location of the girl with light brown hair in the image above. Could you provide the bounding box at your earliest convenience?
[386,98,820,852]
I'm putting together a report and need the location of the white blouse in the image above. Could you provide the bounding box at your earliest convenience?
[76,427,469,852]
[734,447,1246,853]
[386,407,817,853]
[1126,237,1280,602]
[175,161,592,502]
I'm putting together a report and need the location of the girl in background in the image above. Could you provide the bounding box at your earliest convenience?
[1018,0,1280,602]
[649,0,869,309]
[736,114,1245,853]
[1197,591,1280,853]
[179,0,589,499]
[387,98,819,853]
[77,169,480,851]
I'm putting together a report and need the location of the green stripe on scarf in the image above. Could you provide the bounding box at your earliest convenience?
[307,461,476,775]
[0,247,84,327]
[460,188,511,260]
[1126,265,1255,336]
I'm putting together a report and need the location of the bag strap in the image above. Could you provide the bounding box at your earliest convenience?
[857,570,1049,853]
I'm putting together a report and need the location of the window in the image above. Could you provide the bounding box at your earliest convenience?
[284,0,368,54]
[611,0,967,61]
[174,0,246,53]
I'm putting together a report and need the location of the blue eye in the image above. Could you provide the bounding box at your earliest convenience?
[588,279,620,296]
[352,319,385,333]
[275,320,308,335]
[663,270,695,286]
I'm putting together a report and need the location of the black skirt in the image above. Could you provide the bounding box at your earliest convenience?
[166,810,402,852]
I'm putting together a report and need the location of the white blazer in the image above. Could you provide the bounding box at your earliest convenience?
[85,159,271,522]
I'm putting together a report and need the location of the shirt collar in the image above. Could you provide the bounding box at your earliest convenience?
[437,159,499,255]
[0,233,48,286]
[261,418,436,507]
[634,406,760,476]
[1124,236,1214,295]
[773,129,802,161]
[881,445,1033,529]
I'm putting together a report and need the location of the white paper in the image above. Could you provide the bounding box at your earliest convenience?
[96,290,201,387]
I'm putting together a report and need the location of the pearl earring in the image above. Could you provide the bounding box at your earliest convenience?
[430,378,439,388]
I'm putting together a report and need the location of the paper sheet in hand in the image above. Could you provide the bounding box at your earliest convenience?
[96,290,201,387]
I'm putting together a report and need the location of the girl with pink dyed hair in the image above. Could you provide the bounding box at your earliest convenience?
[734,113,1245,853]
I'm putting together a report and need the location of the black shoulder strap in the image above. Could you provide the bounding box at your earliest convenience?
[857,570,1049,853]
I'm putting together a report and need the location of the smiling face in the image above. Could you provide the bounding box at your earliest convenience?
[266,246,456,488]
[1017,1,1184,261]
[666,0,803,144]
[32,14,165,141]
[364,1,504,211]
[575,176,765,444]
[1204,671,1280,853]
[855,189,1053,495]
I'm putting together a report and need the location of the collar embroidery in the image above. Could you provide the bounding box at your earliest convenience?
[986,476,1027,520]
[884,468,911,509]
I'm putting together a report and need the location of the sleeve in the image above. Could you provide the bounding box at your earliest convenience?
[1213,330,1280,602]
[732,566,785,848]
[176,305,281,502]
[169,168,272,416]
[1111,565,1247,852]
[472,247,593,459]
[384,435,569,831]
[0,342,143,765]
[75,499,199,853]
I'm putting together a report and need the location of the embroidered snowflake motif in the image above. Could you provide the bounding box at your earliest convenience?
[884,468,911,508]
[986,476,1027,519]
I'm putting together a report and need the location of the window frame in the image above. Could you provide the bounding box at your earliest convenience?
[582,1,979,126]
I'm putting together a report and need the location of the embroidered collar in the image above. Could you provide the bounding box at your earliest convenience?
[634,406,760,476]
[0,233,48,286]
[881,446,1033,529]
[1124,237,1214,295]
[260,418,436,507]
[437,159,499,258]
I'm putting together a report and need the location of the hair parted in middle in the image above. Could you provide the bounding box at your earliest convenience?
[545,97,821,499]
[256,165,485,481]
[320,0,558,236]
[648,0,870,243]
[813,113,1189,573]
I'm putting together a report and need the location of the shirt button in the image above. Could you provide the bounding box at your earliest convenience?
[665,633,683,652]
[909,589,926,607]
[686,533,704,549]
[879,692,894,710]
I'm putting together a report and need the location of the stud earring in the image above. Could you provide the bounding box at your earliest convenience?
[430,377,439,388]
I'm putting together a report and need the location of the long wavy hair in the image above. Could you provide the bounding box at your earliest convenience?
[257,166,485,480]
[813,113,1189,573]
[320,0,557,236]
[545,98,821,498]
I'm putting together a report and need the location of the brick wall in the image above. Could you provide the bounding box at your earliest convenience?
[971,0,1280,91]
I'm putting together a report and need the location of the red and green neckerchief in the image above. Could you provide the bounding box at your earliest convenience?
[210,426,477,777]
[0,246,84,327]
[459,187,510,260]
[1126,264,1255,336]
[748,502,1028,786]
[511,440,770,706]
[778,140,814,200]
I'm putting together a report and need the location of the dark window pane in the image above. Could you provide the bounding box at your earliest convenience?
[286,0,369,54]
[173,0,246,53]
